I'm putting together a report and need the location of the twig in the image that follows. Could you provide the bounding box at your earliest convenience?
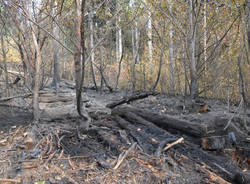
[0,178,22,183]
[113,142,137,170]
[155,137,178,157]
[0,155,90,164]
[163,137,184,151]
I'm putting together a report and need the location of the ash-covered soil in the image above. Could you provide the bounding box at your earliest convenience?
[0,87,249,184]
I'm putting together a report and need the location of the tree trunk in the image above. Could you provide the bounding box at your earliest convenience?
[74,0,90,129]
[112,106,208,138]
[247,0,250,51]
[169,0,174,94]
[132,20,140,91]
[203,0,207,97]
[147,8,153,83]
[189,0,198,99]
[51,2,60,91]
[115,1,123,89]
[0,30,9,97]
[31,27,42,123]
[152,19,165,91]
[88,2,97,90]
[74,0,83,115]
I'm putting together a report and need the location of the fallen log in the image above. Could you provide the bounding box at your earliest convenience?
[0,93,32,102]
[38,95,73,103]
[113,115,156,153]
[106,92,157,109]
[112,106,207,138]
[115,111,170,139]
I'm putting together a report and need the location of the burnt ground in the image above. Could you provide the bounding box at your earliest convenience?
[0,86,249,184]
[0,105,32,132]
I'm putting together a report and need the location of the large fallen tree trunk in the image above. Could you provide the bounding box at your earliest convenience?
[106,91,157,109]
[112,105,208,138]
[113,115,157,154]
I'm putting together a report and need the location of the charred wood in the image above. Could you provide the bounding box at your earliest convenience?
[106,92,157,109]
[112,106,207,138]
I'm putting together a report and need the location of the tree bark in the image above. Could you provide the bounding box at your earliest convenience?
[247,0,250,52]
[115,1,123,89]
[88,2,97,90]
[169,0,175,94]
[51,2,60,91]
[189,0,198,99]
[106,91,156,109]
[74,0,90,129]
[147,7,153,81]
[112,106,208,137]
[31,27,42,123]
[0,30,9,96]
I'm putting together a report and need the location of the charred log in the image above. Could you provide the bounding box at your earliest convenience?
[112,106,207,138]
[106,92,157,109]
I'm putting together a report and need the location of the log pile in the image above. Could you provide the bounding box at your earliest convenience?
[109,105,250,184]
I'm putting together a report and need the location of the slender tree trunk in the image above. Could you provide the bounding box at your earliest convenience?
[152,20,165,91]
[203,0,207,97]
[88,2,97,90]
[31,27,42,123]
[132,18,140,91]
[147,8,153,83]
[0,31,9,96]
[247,0,250,52]
[169,0,174,94]
[74,0,82,117]
[51,2,60,91]
[75,0,91,129]
[135,21,139,64]
[189,0,198,99]
[115,45,123,89]
[115,1,123,89]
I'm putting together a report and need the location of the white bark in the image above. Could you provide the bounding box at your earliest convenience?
[51,1,59,90]
[0,32,9,96]
[169,0,174,93]
[203,0,207,97]
[135,20,139,63]
[189,0,198,98]
[89,3,97,88]
[31,27,42,122]
[147,9,153,70]
[204,1,207,63]
[119,16,122,59]
[116,2,122,63]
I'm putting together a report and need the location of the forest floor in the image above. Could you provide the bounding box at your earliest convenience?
[0,81,249,184]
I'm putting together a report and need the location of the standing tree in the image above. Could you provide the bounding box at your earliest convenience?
[74,0,90,129]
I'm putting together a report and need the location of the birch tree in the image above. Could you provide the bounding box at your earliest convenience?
[147,5,153,75]
[169,0,174,93]
[189,0,198,99]
[88,0,97,89]
[0,28,9,96]
[51,1,60,91]
[115,0,123,89]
